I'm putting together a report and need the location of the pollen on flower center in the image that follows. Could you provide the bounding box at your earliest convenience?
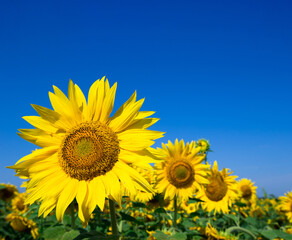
[58,122,120,181]
[205,174,227,201]
[167,161,194,188]
[241,185,252,199]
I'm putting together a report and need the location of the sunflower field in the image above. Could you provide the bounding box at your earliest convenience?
[1,78,292,240]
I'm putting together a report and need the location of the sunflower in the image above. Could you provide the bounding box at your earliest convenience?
[5,212,39,239]
[278,191,292,222]
[154,139,210,201]
[126,166,157,203]
[237,178,257,203]
[9,77,163,226]
[0,183,18,203]
[197,139,210,153]
[196,161,237,214]
[11,193,28,214]
[205,223,238,240]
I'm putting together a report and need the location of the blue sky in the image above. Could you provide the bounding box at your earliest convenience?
[0,0,291,197]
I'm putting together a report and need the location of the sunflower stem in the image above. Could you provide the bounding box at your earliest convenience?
[226,226,256,239]
[109,199,119,239]
[70,202,75,229]
[173,196,178,230]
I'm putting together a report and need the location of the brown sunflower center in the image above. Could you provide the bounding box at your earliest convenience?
[167,161,194,188]
[16,199,25,211]
[205,174,228,201]
[0,189,14,201]
[241,185,252,199]
[58,122,119,181]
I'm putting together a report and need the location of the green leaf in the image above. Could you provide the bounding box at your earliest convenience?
[234,201,247,207]
[119,212,144,225]
[273,230,292,240]
[259,230,278,240]
[62,215,72,226]
[224,214,239,225]
[243,216,257,226]
[169,233,187,240]
[0,185,6,189]
[120,221,130,232]
[61,230,80,240]
[153,231,170,240]
[43,226,66,240]
[124,230,138,238]
[132,202,148,208]
[188,197,204,203]
[154,207,167,214]
[73,231,107,240]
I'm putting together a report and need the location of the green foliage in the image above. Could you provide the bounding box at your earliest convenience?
[1,191,292,240]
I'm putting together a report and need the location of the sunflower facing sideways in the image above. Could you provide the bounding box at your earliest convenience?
[9,77,164,226]
[196,161,237,214]
[278,191,292,223]
[153,139,210,201]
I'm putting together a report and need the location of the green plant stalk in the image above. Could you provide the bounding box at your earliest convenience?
[173,196,178,229]
[109,199,119,240]
[226,226,256,239]
[70,202,75,229]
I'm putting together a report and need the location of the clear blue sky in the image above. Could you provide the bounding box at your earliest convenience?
[1,0,291,197]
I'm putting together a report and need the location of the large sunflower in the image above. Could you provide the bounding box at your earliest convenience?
[278,191,292,223]
[154,139,210,201]
[9,77,163,225]
[196,161,237,214]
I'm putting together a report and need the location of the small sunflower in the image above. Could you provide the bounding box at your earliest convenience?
[196,161,237,214]
[197,139,210,153]
[126,166,157,203]
[9,77,163,226]
[0,183,18,203]
[11,193,28,214]
[237,178,257,203]
[5,213,39,239]
[154,139,210,201]
[278,191,292,222]
[205,223,238,240]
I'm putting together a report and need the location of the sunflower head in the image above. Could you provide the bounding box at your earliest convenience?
[196,161,238,214]
[0,184,18,203]
[205,173,228,202]
[6,213,39,239]
[9,77,163,226]
[205,223,238,240]
[11,193,28,214]
[6,213,27,232]
[278,191,292,222]
[237,178,257,202]
[154,139,210,201]
[197,139,210,153]
[58,121,120,181]
[166,160,195,189]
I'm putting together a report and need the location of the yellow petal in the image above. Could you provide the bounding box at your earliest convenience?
[99,82,117,123]
[22,116,59,133]
[91,177,106,211]
[118,129,164,151]
[87,79,100,120]
[76,181,88,222]
[92,77,105,122]
[56,179,78,222]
